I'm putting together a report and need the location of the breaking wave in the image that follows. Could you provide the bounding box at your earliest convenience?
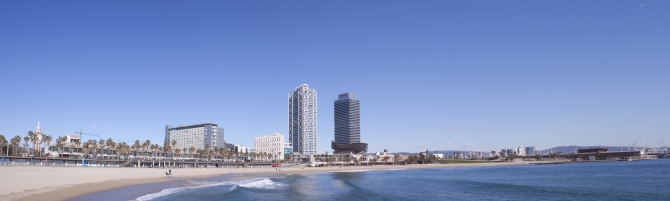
[134,178,284,201]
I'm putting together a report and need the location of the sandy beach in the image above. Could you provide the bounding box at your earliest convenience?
[0,162,517,201]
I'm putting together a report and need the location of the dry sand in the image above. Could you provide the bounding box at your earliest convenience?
[0,162,516,201]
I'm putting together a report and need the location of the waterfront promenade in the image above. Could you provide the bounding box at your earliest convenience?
[0,162,517,201]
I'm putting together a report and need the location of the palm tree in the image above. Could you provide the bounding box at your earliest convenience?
[132,140,141,157]
[189,147,195,159]
[68,143,74,154]
[43,135,52,156]
[37,135,46,157]
[23,136,29,155]
[28,131,36,156]
[92,140,100,159]
[164,143,172,165]
[55,136,64,156]
[105,138,114,157]
[0,135,7,157]
[12,136,21,156]
[116,143,125,159]
[175,149,181,159]
[74,140,81,155]
[225,150,230,162]
[98,139,104,156]
[143,140,150,157]
[196,149,203,160]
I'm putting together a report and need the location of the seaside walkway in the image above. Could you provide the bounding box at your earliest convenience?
[0,156,277,168]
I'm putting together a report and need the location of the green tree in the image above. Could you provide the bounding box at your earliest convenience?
[28,131,36,156]
[132,140,141,156]
[382,156,390,165]
[143,140,151,157]
[189,147,195,159]
[44,135,53,156]
[23,136,30,155]
[0,135,7,157]
[12,136,21,156]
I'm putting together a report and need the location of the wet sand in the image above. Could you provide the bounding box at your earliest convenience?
[0,162,516,201]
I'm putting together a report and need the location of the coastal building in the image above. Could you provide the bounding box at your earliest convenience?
[517,147,526,156]
[284,143,293,155]
[254,133,285,160]
[234,144,248,154]
[331,92,368,154]
[66,135,80,143]
[224,143,249,154]
[288,84,318,155]
[516,146,536,156]
[164,122,224,151]
[334,92,360,146]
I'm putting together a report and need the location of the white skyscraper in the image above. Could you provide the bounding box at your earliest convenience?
[289,84,318,155]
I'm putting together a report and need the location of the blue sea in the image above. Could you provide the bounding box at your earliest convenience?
[72,159,670,201]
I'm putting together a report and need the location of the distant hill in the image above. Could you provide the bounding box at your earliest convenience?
[390,146,668,155]
[393,150,493,155]
[539,146,669,154]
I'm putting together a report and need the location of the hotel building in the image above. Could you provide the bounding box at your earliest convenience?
[288,84,318,155]
[334,92,360,146]
[164,122,224,151]
[254,133,285,160]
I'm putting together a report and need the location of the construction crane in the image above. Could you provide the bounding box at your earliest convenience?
[75,129,100,166]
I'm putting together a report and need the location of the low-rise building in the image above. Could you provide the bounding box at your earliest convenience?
[284,143,293,155]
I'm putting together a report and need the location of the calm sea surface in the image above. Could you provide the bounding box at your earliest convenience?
[72,159,670,201]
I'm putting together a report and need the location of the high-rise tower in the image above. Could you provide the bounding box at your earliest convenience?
[288,84,318,155]
[334,92,360,146]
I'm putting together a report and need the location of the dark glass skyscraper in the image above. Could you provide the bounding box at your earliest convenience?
[334,92,360,146]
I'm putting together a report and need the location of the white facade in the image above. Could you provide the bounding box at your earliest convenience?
[233,144,249,154]
[66,135,80,143]
[34,122,44,149]
[516,146,536,156]
[254,133,285,160]
[289,84,318,155]
[165,122,222,151]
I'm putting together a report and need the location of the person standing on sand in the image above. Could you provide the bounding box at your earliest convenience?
[169,169,172,174]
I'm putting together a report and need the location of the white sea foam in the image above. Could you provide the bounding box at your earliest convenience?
[331,169,373,173]
[134,180,244,201]
[134,178,284,201]
[238,178,284,189]
[331,168,406,173]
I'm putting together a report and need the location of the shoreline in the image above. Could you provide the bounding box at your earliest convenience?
[2,162,518,201]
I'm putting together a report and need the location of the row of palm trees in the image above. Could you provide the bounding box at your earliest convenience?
[1,133,286,163]
[0,132,53,157]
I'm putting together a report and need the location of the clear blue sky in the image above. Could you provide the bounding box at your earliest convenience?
[1,1,668,153]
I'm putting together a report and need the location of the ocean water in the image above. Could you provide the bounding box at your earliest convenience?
[72,160,670,201]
